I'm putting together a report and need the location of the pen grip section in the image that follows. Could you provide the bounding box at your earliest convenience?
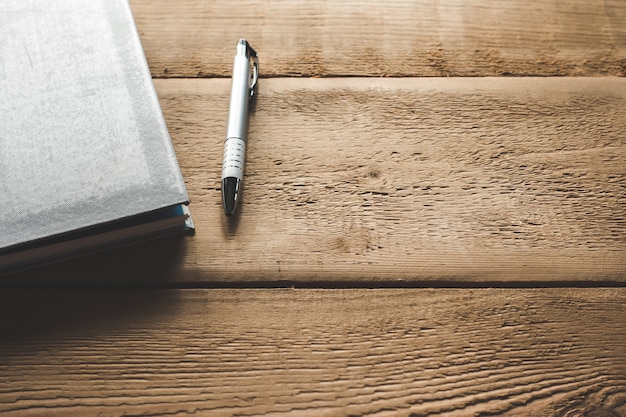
[221,137,246,180]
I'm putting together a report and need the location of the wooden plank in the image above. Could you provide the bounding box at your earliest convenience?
[1,288,625,416]
[173,78,626,284]
[4,77,625,284]
[129,0,626,77]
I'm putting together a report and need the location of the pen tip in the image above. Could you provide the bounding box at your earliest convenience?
[222,177,239,216]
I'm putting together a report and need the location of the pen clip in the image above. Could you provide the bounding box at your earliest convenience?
[249,53,259,99]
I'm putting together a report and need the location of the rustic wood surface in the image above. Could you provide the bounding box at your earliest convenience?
[1,289,625,417]
[129,0,626,77]
[163,77,626,284]
[2,0,626,416]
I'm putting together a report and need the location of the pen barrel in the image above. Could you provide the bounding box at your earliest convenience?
[225,54,251,141]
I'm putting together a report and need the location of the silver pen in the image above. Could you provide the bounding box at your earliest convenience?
[221,39,258,216]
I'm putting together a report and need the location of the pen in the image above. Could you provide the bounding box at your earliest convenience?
[221,39,258,216]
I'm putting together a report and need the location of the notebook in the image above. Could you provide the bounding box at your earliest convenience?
[0,0,193,273]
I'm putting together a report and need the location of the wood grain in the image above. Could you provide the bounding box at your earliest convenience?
[1,288,624,416]
[164,77,623,284]
[129,0,626,77]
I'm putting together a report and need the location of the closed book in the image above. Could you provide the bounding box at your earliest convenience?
[0,0,193,273]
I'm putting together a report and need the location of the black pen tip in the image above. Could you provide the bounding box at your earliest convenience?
[222,177,239,216]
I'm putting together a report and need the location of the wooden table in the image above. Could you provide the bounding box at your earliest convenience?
[2,0,625,415]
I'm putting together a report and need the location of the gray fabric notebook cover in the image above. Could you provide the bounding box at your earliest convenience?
[0,0,189,251]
